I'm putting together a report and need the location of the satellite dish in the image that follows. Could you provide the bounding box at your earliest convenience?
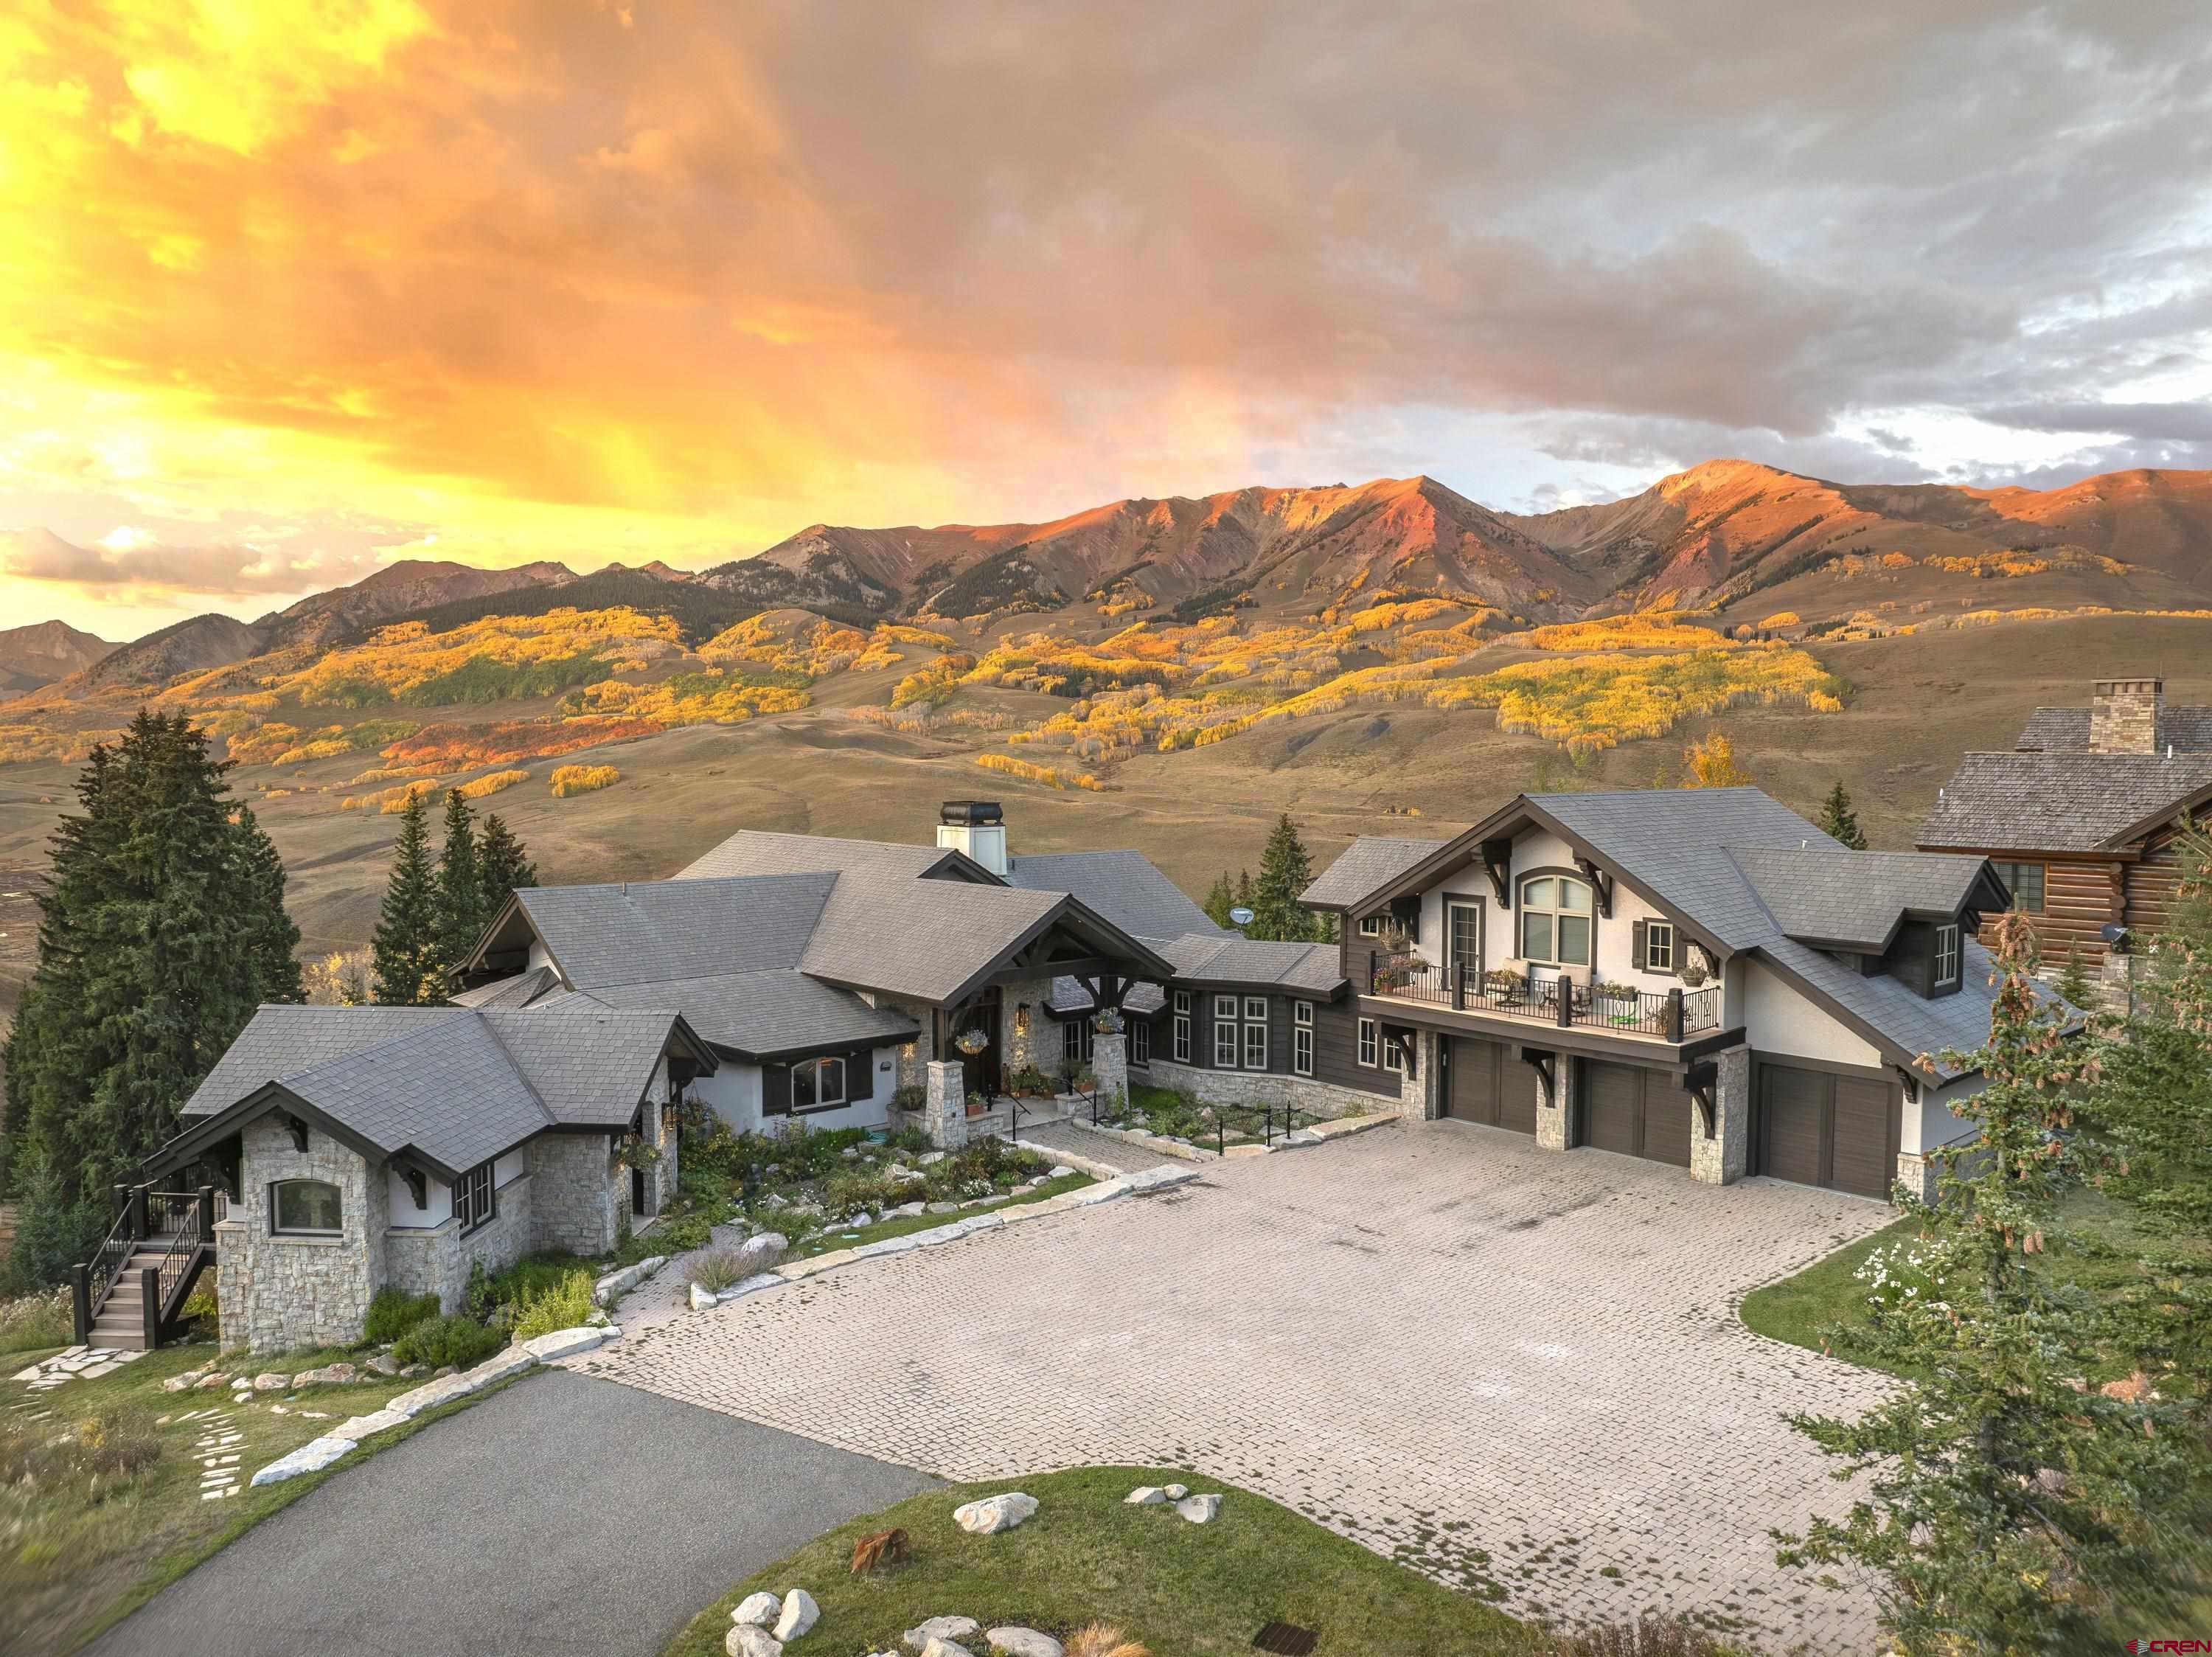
[1229,906,1255,926]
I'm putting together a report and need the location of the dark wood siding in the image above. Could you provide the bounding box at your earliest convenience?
[1310,997,1398,1097]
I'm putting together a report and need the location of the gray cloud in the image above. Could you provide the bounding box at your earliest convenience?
[0,528,387,596]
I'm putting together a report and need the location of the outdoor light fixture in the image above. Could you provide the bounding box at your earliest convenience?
[1015,1003,1031,1033]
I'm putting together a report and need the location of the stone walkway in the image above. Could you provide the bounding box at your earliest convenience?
[582,1119,1895,1651]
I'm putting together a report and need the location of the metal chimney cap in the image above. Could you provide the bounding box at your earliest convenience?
[939,799,1004,826]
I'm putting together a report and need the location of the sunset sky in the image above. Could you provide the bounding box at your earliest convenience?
[3,0,2209,640]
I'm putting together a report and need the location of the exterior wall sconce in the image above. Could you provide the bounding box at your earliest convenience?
[1015,1003,1031,1034]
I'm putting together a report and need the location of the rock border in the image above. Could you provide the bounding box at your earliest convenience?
[1060,1111,1397,1161]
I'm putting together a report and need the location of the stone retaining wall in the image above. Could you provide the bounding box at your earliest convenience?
[386,1173,536,1311]
[1138,1056,1398,1121]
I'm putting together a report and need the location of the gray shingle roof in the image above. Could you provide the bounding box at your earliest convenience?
[1155,933,1346,994]
[1004,850,1224,943]
[1730,848,1992,950]
[518,875,833,987]
[799,871,1068,1002]
[1916,752,2212,852]
[2016,705,2212,753]
[451,964,561,1010]
[676,830,962,882]
[184,1007,456,1117]
[480,1007,688,1128]
[1301,834,1452,909]
[284,1014,551,1174]
[565,970,917,1057]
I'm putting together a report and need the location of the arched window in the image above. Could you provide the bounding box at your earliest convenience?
[271,1178,342,1236]
[1518,874,1593,967]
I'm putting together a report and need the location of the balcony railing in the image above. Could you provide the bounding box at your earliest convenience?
[1366,952,1720,1041]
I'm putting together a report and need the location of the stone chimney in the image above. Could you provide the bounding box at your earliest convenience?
[936,799,1009,876]
[2090,678,2163,754]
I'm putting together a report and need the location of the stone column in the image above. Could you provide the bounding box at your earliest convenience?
[923,1059,970,1150]
[1689,1043,1750,1186]
[1533,1049,1571,1150]
[1092,1028,1129,1112]
[1893,1152,1935,1204]
[1397,1029,1437,1119]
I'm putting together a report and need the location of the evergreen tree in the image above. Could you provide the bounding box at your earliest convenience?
[475,812,538,921]
[433,788,483,992]
[0,712,301,1220]
[370,791,442,1006]
[2054,943,2096,1012]
[1817,780,1868,849]
[1776,911,2209,1650]
[1201,871,1235,929]
[1251,813,1320,942]
[1233,868,1256,925]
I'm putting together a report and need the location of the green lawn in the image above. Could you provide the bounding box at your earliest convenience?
[1,1338,527,1656]
[661,1465,1547,1657]
[790,1170,1094,1259]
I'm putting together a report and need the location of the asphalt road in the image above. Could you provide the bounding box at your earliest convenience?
[88,1369,936,1657]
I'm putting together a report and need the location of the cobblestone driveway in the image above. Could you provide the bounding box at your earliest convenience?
[584,1119,1893,1650]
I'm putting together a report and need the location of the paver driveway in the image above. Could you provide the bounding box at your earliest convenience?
[581,1119,1894,1650]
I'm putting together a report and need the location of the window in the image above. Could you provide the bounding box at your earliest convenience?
[1172,990,1192,1063]
[1213,993,1239,1066]
[1643,920,1675,973]
[792,1055,848,1110]
[1293,1001,1314,1077]
[1383,1029,1405,1074]
[1518,874,1593,966]
[1991,860,2045,914]
[1242,996,1269,1069]
[1131,1018,1150,1067]
[453,1159,495,1234]
[1357,912,1384,937]
[1933,922,1961,988]
[1357,1015,1379,1068]
[271,1178,341,1236]
[1062,1018,1093,1066]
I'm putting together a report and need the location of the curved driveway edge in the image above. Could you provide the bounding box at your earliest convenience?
[88,1370,935,1657]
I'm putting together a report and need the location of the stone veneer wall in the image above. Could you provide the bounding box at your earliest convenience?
[529,1133,622,1256]
[1688,1043,1751,1186]
[1141,1055,1412,1121]
[998,973,1059,1077]
[384,1173,535,1312]
[878,995,936,1094]
[217,1114,386,1355]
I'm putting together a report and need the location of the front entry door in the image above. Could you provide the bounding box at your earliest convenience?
[950,986,1003,1105]
[1447,901,1483,990]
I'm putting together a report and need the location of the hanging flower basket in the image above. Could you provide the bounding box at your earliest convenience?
[954,1028,989,1055]
[1092,1007,1124,1035]
[1679,945,1711,988]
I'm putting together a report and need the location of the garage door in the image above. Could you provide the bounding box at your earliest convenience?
[1444,1038,1538,1134]
[1577,1060,1691,1167]
[1754,1062,1897,1199]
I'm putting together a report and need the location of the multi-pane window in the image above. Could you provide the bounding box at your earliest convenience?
[1357,1015,1379,1068]
[1062,1018,1093,1067]
[453,1159,495,1234]
[1447,902,1481,983]
[1213,995,1239,1066]
[1933,922,1961,988]
[1172,990,1192,1063]
[1357,913,1385,937]
[1991,861,2045,914]
[1518,875,1594,966]
[271,1178,341,1236]
[792,1055,848,1109]
[1643,920,1675,973]
[1131,1018,1150,1067]
[1382,1029,1405,1074]
[1293,1001,1314,1077]
[1242,996,1269,1069]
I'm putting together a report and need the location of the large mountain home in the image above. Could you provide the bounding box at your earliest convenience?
[115,791,2029,1355]
[1301,788,2018,1206]
[1918,676,2212,1004]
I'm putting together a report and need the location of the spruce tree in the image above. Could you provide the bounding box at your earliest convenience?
[433,788,482,990]
[1251,813,1320,942]
[475,812,538,920]
[1233,869,1256,925]
[0,712,302,1220]
[1776,911,2208,1649]
[1817,780,1868,849]
[1201,871,1235,929]
[371,791,442,1005]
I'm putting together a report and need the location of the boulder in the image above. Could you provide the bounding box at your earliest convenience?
[1175,1493,1222,1524]
[952,1492,1037,1535]
[1162,1483,1189,1499]
[905,1617,980,1648]
[917,1150,948,1167]
[731,1592,782,1628]
[594,1256,666,1307]
[736,1232,789,1274]
[293,1361,358,1388]
[366,1353,401,1377]
[1048,1166,1075,1178]
[251,1372,290,1392]
[986,1631,1062,1657]
[330,1408,408,1439]
[161,1374,195,1393]
[248,1434,356,1487]
[1123,1486,1167,1505]
[691,1283,720,1312]
[772,1588,819,1640]
[726,1627,783,1657]
[521,1326,608,1362]
[919,1643,973,1657]
[887,1201,928,1219]
[841,1145,862,1159]
[925,1201,960,1214]
[398,1364,429,1378]
[198,1373,232,1389]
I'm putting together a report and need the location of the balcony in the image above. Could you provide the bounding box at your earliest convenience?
[1364,953,1722,1043]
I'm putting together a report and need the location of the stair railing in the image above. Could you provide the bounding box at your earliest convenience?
[148,1187,215,1331]
[71,1184,146,1345]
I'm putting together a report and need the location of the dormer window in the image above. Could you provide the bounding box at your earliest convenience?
[1933,922,1961,988]
[1518,875,1593,967]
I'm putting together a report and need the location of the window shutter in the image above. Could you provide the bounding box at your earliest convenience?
[848,1049,874,1102]
[1631,919,1646,970]
[762,1063,790,1116]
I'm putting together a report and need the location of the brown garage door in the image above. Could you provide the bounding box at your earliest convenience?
[1445,1038,1538,1134]
[1754,1062,1897,1199]
[1578,1060,1691,1166]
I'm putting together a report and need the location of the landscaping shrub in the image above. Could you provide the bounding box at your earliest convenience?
[1065,1628,1150,1657]
[391,1313,504,1370]
[363,1286,442,1345]
[508,1270,596,1342]
[0,1286,73,1355]
[647,1212,714,1255]
[824,1170,901,1217]
[1538,1613,1736,1657]
[692,1249,745,1293]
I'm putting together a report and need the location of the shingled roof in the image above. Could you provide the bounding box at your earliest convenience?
[1004,850,1225,943]
[1916,751,2212,852]
[1729,847,1999,951]
[2016,705,2212,754]
[1301,834,1452,909]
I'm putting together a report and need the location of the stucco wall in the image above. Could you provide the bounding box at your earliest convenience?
[1740,960,1885,1067]
[385,1169,535,1310]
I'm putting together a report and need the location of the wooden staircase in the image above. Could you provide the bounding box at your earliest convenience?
[87,1246,174,1351]
[72,1185,223,1352]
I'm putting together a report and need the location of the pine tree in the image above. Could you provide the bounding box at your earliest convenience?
[433,788,483,993]
[0,712,302,1222]
[2054,942,2096,1012]
[1251,813,1320,942]
[1776,911,2208,1649]
[371,791,442,1006]
[475,812,538,921]
[1233,869,1255,925]
[1201,871,1235,929]
[1817,780,1867,849]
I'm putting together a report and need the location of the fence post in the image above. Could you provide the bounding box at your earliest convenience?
[1666,988,1685,1043]
[1452,962,1466,1010]
[1368,948,1377,993]
[1556,978,1574,1029]
[139,1266,161,1349]
[72,1263,91,1345]
[128,1184,149,1242]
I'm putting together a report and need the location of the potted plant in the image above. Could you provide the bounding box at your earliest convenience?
[1093,1006,1124,1035]
[965,1088,989,1118]
[1678,945,1711,987]
[1592,980,1641,1025]
[953,1026,989,1056]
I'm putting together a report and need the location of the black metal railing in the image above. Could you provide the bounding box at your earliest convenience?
[149,1188,217,1323]
[72,1184,222,1345]
[1087,1091,1318,1153]
[72,1197,139,1344]
[1367,953,1722,1041]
